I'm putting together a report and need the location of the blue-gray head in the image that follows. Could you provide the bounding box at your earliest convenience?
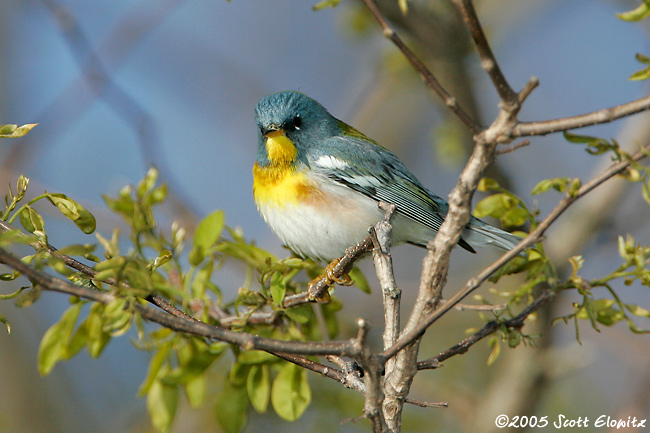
[254,91,339,166]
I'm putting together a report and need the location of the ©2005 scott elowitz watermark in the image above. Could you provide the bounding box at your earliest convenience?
[494,414,647,429]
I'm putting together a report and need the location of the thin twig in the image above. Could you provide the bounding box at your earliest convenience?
[382,143,650,362]
[371,202,400,352]
[452,0,518,107]
[0,246,360,357]
[404,399,448,408]
[496,139,531,156]
[513,94,650,137]
[417,290,555,370]
[359,0,482,134]
[518,77,540,104]
[371,202,408,430]
[282,235,373,308]
[451,301,507,311]
[354,318,388,433]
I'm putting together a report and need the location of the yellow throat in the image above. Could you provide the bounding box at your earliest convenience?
[253,130,321,207]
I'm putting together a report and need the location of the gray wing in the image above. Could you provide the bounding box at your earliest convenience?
[307,136,477,253]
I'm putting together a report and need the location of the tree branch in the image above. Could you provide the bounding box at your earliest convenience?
[382,143,650,362]
[354,318,388,433]
[417,290,555,370]
[359,0,482,134]
[513,94,650,137]
[0,246,360,357]
[451,0,518,107]
[282,235,373,308]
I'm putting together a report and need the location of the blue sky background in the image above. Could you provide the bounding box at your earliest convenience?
[1,1,649,432]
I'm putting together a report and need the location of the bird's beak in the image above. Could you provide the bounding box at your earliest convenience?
[264,129,285,139]
[263,128,296,163]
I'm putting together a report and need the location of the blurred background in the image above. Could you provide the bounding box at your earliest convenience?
[0,0,649,432]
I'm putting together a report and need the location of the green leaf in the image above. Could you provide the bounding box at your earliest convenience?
[161,339,223,385]
[0,123,38,138]
[625,318,650,334]
[247,365,270,413]
[625,303,650,318]
[321,298,342,339]
[229,362,250,386]
[269,272,287,306]
[0,229,35,247]
[617,1,650,22]
[312,0,340,10]
[271,362,311,421]
[284,304,313,324]
[14,286,41,307]
[477,177,500,192]
[188,246,204,266]
[191,261,216,300]
[137,167,159,199]
[563,131,619,155]
[567,178,582,198]
[64,321,88,360]
[147,377,178,433]
[577,299,624,327]
[237,287,266,307]
[55,244,96,257]
[145,183,168,207]
[16,175,30,197]
[398,0,408,14]
[85,303,111,358]
[45,192,96,234]
[215,381,249,433]
[594,300,624,326]
[103,297,132,336]
[237,350,276,365]
[19,206,44,233]
[217,238,278,267]
[151,250,172,271]
[486,335,501,366]
[0,312,10,334]
[139,342,172,397]
[185,374,206,409]
[0,286,26,299]
[193,210,225,250]
[473,193,514,218]
[37,303,82,375]
[48,255,74,277]
[501,207,529,227]
[349,266,371,294]
[629,65,650,81]
[636,53,650,64]
[531,177,571,195]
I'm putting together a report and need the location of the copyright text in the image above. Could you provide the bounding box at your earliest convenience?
[494,414,647,429]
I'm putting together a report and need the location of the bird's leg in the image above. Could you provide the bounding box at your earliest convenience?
[323,257,353,286]
[307,257,354,303]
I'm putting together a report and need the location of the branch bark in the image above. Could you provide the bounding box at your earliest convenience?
[360,0,482,134]
[0,246,360,357]
[382,142,650,362]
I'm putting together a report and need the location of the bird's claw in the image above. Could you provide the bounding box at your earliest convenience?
[306,258,353,303]
[324,258,353,286]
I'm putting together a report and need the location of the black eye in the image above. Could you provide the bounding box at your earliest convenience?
[293,114,302,130]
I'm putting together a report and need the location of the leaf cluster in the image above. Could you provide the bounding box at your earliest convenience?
[0,167,364,432]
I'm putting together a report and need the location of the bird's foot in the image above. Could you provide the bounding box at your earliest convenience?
[307,257,353,303]
[323,257,353,286]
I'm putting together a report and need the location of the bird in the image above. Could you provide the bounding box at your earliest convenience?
[253,90,522,263]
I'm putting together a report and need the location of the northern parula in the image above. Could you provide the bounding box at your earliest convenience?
[253,91,521,261]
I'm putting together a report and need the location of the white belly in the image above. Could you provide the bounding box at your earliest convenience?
[257,183,383,261]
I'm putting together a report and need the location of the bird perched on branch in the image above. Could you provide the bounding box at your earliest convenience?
[253,90,521,262]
